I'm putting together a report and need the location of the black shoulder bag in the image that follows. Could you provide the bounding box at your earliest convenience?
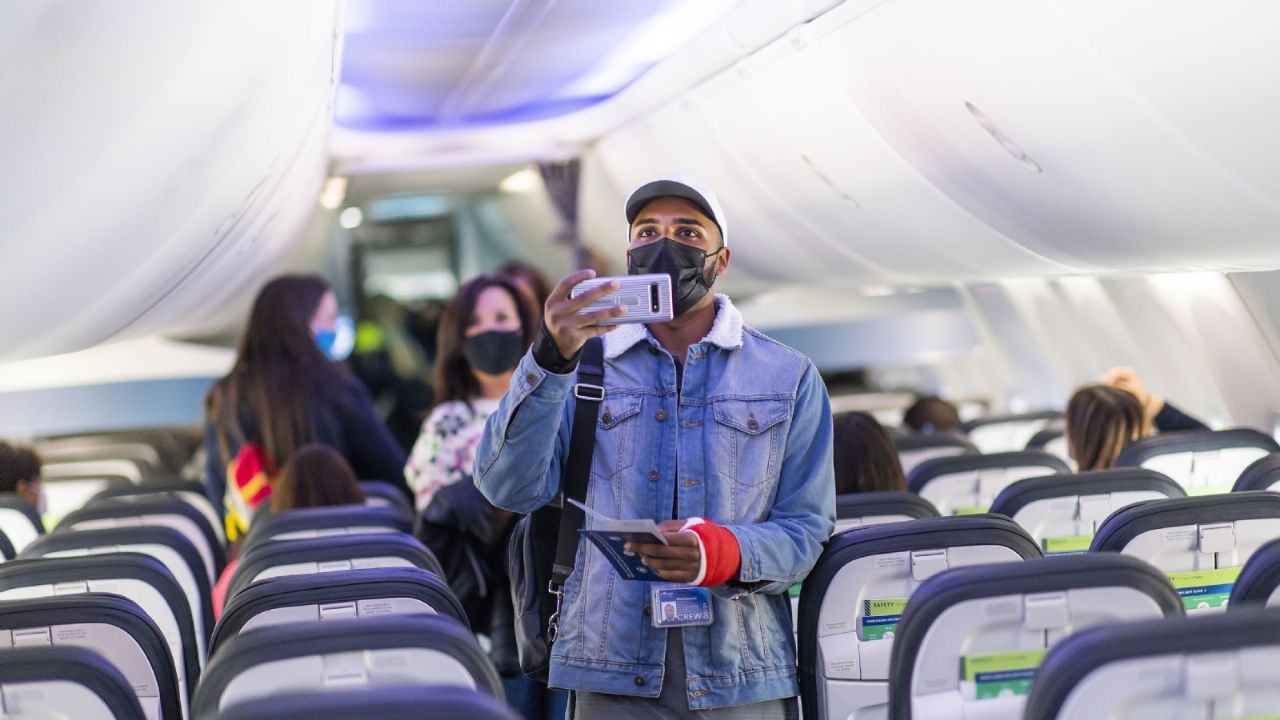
[507,337,604,681]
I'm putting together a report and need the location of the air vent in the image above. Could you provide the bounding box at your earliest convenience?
[965,101,1042,173]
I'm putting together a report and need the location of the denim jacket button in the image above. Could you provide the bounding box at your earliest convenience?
[648,470,660,482]
[643,606,652,617]
[655,409,668,421]
[525,372,537,385]
[634,675,646,687]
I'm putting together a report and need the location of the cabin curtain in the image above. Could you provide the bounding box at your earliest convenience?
[538,159,590,269]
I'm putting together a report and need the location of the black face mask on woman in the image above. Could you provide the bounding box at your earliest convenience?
[627,237,723,317]
[464,330,525,374]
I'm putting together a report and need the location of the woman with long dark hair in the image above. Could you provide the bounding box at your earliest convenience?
[405,274,565,719]
[1065,385,1146,471]
[204,274,407,538]
[832,411,908,495]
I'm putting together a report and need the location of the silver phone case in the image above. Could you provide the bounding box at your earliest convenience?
[569,273,673,325]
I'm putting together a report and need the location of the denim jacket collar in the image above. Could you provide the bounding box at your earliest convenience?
[603,293,743,360]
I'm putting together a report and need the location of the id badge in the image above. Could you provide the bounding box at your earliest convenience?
[650,583,714,628]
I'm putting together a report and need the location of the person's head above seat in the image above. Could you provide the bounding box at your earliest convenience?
[624,175,732,318]
[832,412,907,495]
[0,441,43,511]
[901,396,962,436]
[1066,385,1145,471]
[270,444,365,513]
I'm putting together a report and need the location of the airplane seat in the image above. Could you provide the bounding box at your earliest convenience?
[0,553,201,717]
[0,494,46,553]
[1227,536,1280,608]
[797,515,1041,720]
[892,435,978,477]
[1024,607,1280,720]
[358,481,415,522]
[1024,428,1073,466]
[192,615,503,719]
[22,525,214,654]
[886,554,1182,719]
[63,494,226,582]
[224,533,445,602]
[835,491,940,533]
[1231,453,1280,493]
[240,505,412,553]
[210,567,466,657]
[0,645,147,720]
[1090,492,1280,614]
[0,593,183,720]
[988,468,1185,556]
[1115,429,1280,496]
[93,478,225,545]
[0,527,16,562]
[215,685,519,720]
[906,451,1070,517]
[960,411,1064,454]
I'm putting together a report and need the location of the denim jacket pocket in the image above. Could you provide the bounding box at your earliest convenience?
[593,394,643,480]
[712,398,789,487]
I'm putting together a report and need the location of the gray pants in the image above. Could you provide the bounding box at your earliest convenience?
[569,631,799,720]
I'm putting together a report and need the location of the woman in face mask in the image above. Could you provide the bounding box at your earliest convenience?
[405,275,564,719]
[204,274,410,541]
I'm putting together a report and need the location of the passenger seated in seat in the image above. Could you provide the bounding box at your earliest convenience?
[211,444,365,617]
[0,441,45,514]
[901,395,962,436]
[1100,366,1209,434]
[833,412,907,494]
[1065,386,1145,471]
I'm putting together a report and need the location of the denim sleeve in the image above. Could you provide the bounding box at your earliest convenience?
[474,349,574,513]
[720,362,836,596]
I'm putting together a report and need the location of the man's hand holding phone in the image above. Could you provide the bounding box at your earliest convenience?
[545,269,627,359]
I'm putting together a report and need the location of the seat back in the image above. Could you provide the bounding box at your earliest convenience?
[241,505,411,552]
[216,685,519,720]
[0,553,201,717]
[0,593,182,720]
[93,478,225,545]
[989,469,1185,555]
[1025,607,1280,719]
[210,567,465,656]
[892,435,978,476]
[225,533,444,601]
[1025,429,1073,466]
[961,411,1064,454]
[64,494,226,582]
[1232,453,1280,492]
[887,554,1181,719]
[1116,429,1280,495]
[0,645,146,720]
[0,527,15,562]
[23,525,213,654]
[834,492,940,533]
[359,481,415,522]
[193,615,501,718]
[0,494,45,553]
[1091,492,1280,613]
[907,452,1070,516]
[1227,536,1280,608]
[797,515,1041,720]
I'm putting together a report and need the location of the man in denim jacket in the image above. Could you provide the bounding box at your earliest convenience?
[475,176,835,718]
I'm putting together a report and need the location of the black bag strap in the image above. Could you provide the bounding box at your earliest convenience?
[552,337,605,588]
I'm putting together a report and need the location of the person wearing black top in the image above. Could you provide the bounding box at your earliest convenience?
[1101,366,1209,434]
[203,275,409,522]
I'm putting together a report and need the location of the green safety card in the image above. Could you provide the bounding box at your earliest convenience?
[788,583,802,598]
[953,506,987,516]
[961,648,1048,699]
[1040,534,1093,557]
[1185,484,1233,497]
[1167,566,1242,610]
[859,597,908,641]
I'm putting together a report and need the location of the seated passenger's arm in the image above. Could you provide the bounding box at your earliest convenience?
[720,363,836,596]
[473,349,573,513]
[1153,400,1210,433]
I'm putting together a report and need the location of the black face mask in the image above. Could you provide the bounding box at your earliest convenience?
[627,237,722,317]
[464,330,525,374]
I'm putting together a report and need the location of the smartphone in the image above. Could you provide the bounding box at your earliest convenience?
[570,273,673,326]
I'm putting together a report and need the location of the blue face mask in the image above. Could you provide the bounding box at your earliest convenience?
[314,316,354,361]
